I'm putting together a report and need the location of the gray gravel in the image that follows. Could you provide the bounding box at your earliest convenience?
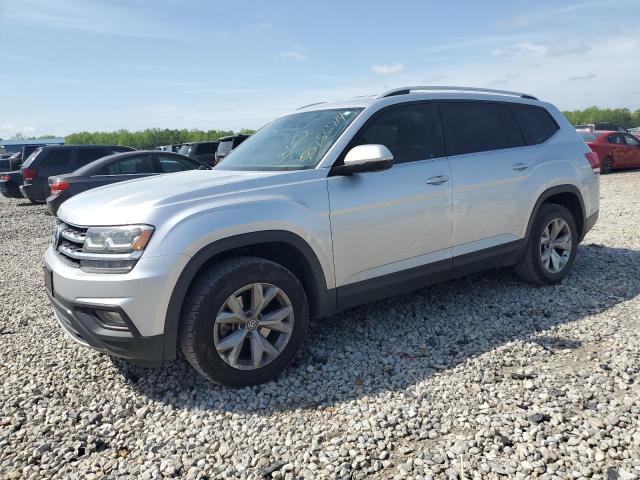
[1,171,640,480]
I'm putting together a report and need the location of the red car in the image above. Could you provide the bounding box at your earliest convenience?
[579,130,640,174]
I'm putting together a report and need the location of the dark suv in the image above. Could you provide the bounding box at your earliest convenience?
[20,145,134,203]
[214,134,250,164]
[178,141,219,165]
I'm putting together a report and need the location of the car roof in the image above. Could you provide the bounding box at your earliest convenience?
[70,150,192,176]
[294,86,544,115]
[182,141,218,145]
[219,134,250,141]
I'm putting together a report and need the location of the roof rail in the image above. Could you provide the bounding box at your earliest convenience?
[296,101,328,110]
[377,86,538,101]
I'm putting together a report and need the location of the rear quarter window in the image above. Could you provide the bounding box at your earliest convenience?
[40,149,73,167]
[510,105,559,145]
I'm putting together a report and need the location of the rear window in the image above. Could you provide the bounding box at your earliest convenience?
[178,145,192,156]
[440,101,508,156]
[195,143,217,155]
[41,149,73,167]
[579,132,600,142]
[21,148,43,168]
[217,140,233,155]
[158,155,199,173]
[511,105,559,145]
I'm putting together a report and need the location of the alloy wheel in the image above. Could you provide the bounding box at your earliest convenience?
[539,218,572,274]
[213,283,294,370]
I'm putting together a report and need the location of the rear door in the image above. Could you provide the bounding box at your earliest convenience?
[622,133,640,167]
[441,101,554,264]
[606,133,631,166]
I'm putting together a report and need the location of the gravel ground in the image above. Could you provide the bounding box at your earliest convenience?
[1,171,639,480]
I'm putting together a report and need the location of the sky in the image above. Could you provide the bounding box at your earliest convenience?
[0,0,639,139]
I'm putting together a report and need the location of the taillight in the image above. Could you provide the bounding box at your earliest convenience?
[50,181,71,195]
[585,151,600,174]
[0,174,10,181]
[22,167,37,181]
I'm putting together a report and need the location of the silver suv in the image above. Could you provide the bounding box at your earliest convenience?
[44,86,600,386]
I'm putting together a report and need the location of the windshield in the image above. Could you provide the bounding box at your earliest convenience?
[578,132,600,142]
[217,108,363,171]
[178,145,191,156]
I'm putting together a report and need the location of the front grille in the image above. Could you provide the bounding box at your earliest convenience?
[54,223,87,268]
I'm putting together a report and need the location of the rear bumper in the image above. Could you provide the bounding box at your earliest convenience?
[0,181,22,198]
[19,183,45,202]
[46,191,70,216]
[582,210,599,241]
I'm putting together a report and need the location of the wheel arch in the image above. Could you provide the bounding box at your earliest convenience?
[525,185,586,244]
[162,230,335,360]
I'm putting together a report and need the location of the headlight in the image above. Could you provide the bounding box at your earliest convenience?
[84,225,154,254]
[55,224,154,273]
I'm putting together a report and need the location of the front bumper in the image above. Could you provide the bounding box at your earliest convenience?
[44,245,190,362]
[582,210,599,241]
[46,283,164,362]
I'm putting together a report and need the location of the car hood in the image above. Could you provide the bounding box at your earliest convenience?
[57,169,293,226]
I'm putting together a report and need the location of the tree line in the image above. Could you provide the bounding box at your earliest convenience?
[6,106,640,148]
[562,106,640,128]
[64,128,256,150]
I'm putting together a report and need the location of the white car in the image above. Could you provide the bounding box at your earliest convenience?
[44,86,600,386]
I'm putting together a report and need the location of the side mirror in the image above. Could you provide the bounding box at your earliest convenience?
[332,144,394,175]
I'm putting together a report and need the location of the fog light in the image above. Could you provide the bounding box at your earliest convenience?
[95,310,128,329]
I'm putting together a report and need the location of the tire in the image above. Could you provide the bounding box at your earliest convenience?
[180,256,309,387]
[601,156,614,174]
[515,204,578,285]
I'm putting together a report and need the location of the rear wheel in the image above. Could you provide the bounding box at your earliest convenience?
[515,204,578,285]
[601,156,614,174]
[180,257,309,386]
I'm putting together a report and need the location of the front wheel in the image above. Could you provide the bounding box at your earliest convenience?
[515,204,578,285]
[180,257,309,387]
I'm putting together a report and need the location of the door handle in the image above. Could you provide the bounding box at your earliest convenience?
[426,175,449,185]
[512,162,529,171]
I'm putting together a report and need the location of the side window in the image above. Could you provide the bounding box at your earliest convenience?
[195,143,215,155]
[499,105,526,148]
[41,149,72,166]
[158,155,197,173]
[76,148,108,167]
[510,105,559,145]
[624,134,640,146]
[440,101,508,155]
[607,134,623,144]
[116,155,155,174]
[353,103,444,164]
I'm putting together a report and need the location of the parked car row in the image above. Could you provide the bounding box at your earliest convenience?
[0,134,250,211]
[174,134,250,165]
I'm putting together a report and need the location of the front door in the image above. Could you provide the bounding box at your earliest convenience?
[327,102,453,304]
